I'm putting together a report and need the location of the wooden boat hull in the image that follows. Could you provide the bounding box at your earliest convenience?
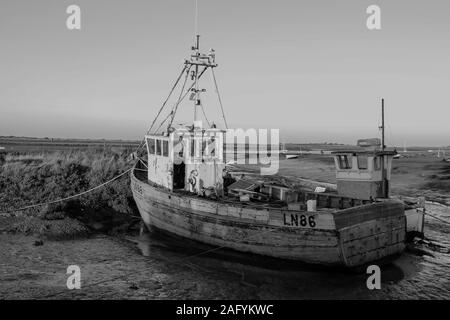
[131,168,406,268]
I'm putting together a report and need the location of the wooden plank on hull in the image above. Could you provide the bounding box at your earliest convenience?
[334,201,404,229]
[339,216,406,243]
[343,229,404,258]
[345,242,405,267]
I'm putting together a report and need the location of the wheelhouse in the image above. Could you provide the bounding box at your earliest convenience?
[332,150,396,200]
[145,124,226,195]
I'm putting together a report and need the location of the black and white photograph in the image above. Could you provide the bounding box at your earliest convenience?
[0,0,449,308]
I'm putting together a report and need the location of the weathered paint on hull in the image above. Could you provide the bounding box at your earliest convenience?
[131,169,406,268]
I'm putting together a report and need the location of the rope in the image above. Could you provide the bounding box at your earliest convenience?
[0,168,132,216]
[426,212,450,225]
[211,68,228,129]
[138,158,148,169]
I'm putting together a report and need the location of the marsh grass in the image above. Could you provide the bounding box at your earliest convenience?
[0,149,139,237]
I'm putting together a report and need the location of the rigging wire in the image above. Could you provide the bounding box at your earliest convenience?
[167,66,209,127]
[146,65,188,134]
[200,103,211,127]
[154,67,192,134]
[141,66,209,138]
[211,68,228,129]
[133,65,188,153]
[167,66,192,130]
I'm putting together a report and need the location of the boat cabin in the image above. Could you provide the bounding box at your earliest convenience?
[332,150,396,200]
[145,125,226,196]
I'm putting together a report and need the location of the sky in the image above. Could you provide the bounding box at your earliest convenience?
[0,0,449,146]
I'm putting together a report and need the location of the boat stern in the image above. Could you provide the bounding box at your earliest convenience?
[334,200,406,268]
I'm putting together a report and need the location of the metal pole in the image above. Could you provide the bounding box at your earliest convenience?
[380,98,388,197]
[381,98,385,151]
[194,35,200,123]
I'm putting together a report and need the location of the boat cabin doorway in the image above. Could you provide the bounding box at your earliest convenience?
[173,162,185,189]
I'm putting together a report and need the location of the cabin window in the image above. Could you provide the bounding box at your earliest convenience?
[148,139,155,154]
[163,140,169,157]
[156,139,162,156]
[374,156,381,170]
[338,155,352,169]
[357,155,368,169]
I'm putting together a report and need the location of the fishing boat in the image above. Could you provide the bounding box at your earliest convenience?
[131,36,425,269]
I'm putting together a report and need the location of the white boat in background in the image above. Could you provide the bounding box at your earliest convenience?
[281,143,300,159]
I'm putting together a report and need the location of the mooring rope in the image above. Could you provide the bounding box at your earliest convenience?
[0,168,133,216]
[426,212,450,225]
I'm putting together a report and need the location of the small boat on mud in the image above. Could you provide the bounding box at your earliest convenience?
[281,144,300,159]
[131,36,425,269]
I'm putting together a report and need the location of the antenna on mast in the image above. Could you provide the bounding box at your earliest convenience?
[194,0,200,52]
[194,0,199,38]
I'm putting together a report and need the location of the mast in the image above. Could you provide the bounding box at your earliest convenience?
[380,98,388,198]
[381,98,385,151]
[194,35,200,123]
[184,34,218,128]
[147,1,227,135]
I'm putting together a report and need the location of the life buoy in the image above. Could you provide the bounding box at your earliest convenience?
[188,170,198,190]
[189,175,197,188]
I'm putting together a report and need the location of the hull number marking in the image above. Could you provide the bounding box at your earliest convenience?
[283,213,316,228]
